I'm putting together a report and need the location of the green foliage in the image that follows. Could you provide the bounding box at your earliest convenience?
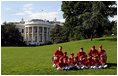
[61,1,117,41]
[50,25,68,43]
[1,22,26,46]
[1,37,117,75]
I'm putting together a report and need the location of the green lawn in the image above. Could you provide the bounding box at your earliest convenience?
[1,36,117,75]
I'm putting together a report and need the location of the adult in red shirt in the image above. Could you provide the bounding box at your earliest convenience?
[54,46,64,58]
[52,46,64,68]
[76,48,88,66]
[88,46,99,66]
[98,45,107,65]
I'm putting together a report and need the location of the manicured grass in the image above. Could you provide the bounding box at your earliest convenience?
[1,36,117,75]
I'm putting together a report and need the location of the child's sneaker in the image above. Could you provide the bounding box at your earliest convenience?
[103,64,108,68]
[98,65,102,69]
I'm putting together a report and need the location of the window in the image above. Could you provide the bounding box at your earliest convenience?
[22,29,24,33]
[44,27,47,33]
[29,27,32,33]
[34,27,37,33]
[26,27,28,33]
[39,27,42,34]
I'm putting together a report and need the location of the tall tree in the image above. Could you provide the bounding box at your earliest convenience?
[1,22,25,46]
[61,1,117,41]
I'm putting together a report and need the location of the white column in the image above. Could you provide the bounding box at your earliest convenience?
[48,28,50,40]
[24,27,26,41]
[28,27,29,42]
[32,26,34,43]
[46,27,48,41]
[42,27,44,43]
[37,26,39,43]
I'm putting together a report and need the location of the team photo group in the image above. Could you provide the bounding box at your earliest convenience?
[52,45,107,70]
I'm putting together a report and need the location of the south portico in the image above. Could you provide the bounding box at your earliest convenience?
[24,25,50,45]
[23,20,51,45]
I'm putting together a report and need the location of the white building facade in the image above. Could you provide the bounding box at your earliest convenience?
[15,19,61,45]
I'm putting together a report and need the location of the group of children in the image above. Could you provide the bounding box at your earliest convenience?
[52,45,107,70]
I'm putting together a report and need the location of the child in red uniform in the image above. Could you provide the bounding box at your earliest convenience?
[76,48,88,69]
[62,58,69,70]
[88,46,99,68]
[56,59,64,70]
[52,56,59,68]
[68,53,78,70]
[68,53,76,65]
[60,52,68,63]
[98,45,107,68]
[52,46,64,68]
[57,52,68,70]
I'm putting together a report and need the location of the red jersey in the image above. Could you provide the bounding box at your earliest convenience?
[57,62,64,68]
[98,50,106,56]
[77,52,87,60]
[98,50,107,63]
[54,50,63,57]
[53,57,59,64]
[60,55,68,63]
[68,57,77,65]
[70,57,75,62]
[88,49,98,58]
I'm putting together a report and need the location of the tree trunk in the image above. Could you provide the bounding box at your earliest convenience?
[90,34,93,41]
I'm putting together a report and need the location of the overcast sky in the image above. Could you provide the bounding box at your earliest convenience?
[1,1,117,23]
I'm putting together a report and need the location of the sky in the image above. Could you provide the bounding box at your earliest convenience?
[1,1,65,23]
[1,1,117,23]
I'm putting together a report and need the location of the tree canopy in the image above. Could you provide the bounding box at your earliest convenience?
[61,1,117,41]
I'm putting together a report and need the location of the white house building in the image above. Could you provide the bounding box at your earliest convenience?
[15,19,63,45]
